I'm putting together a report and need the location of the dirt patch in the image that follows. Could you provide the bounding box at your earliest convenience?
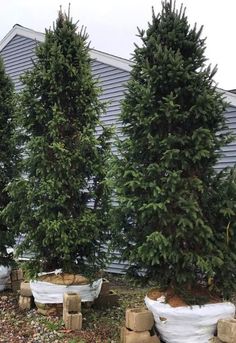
[147,287,222,307]
[147,288,187,307]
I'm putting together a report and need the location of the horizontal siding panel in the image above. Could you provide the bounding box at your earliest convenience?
[99,113,121,123]
[100,84,127,94]
[91,60,103,67]
[5,60,33,77]
[1,39,37,55]
[1,50,36,64]
[100,118,122,127]
[2,50,36,64]
[100,92,125,101]
[106,263,128,274]
[92,63,117,73]
[99,75,129,87]
[92,68,119,77]
[225,112,236,119]
[219,150,236,157]
[1,35,38,92]
[3,34,35,44]
[1,42,38,58]
[221,143,236,152]
[104,109,122,118]
[102,114,122,124]
[93,68,128,79]
[95,75,128,87]
[4,67,33,79]
[217,107,236,170]
[3,55,35,69]
[103,103,122,111]
[215,163,236,171]
[217,156,236,164]
[99,94,124,102]
[12,79,22,87]
[227,122,236,130]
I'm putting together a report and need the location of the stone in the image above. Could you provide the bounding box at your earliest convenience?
[63,292,81,313]
[19,295,33,310]
[208,337,223,342]
[20,281,32,297]
[12,280,21,293]
[63,293,81,328]
[149,335,160,343]
[218,319,236,343]
[63,311,82,331]
[11,269,23,281]
[94,290,119,309]
[35,302,63,316]
[120,327,160,343]
[126,308,154,332]
[37,306,57,316]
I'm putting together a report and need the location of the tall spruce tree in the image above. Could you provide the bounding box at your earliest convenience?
[113,1,236,298]
[0,58,18,266]
[4,11,111,275]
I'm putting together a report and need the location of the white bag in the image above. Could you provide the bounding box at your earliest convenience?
[145,295,235,343]
[0,265,11,291]
[30,278,103,304]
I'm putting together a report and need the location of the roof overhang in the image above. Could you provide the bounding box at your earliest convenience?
[218,88,236,108]
[0,24,132,72]
[1,25,235,105]
[0,24,45,48]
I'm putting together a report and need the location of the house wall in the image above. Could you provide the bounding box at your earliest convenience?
[0,35,38,91]
[215,105,236,171]
[1,34,236,274]
[0,35,128,150]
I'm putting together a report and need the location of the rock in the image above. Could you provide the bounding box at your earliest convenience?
[63,311,82,331]
[120,327,160,343]
[218,319,236,343]
[63,292,81,314]
[19,295,33,310]
[35,302,63,316]
[126,308,154,332]
[20,281,33,297]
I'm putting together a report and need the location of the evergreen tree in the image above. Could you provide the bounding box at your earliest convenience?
[4,11,111,275]
[113,1,236,298]
[0,58,18,266]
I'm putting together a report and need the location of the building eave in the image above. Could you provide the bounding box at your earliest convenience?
[1,26,235,96]
[0,24,45,50]
[90,49,132,72]
[0,24,132,72]
[218,88,236,108]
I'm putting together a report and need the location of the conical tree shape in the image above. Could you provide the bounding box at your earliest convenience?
[4,11,111,275]
[0,58,18,265]
[113,1,236,298]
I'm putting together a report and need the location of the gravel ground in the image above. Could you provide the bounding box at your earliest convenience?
[0,276,150,343]
[0,293,64,343]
